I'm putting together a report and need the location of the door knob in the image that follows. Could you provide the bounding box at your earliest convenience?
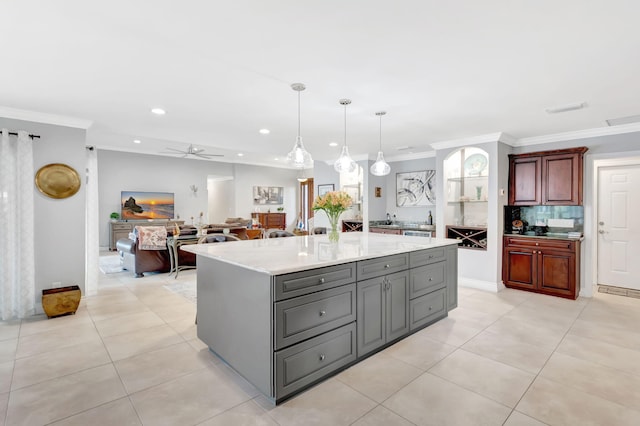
[598,229,605,234]
[599,221,604,226]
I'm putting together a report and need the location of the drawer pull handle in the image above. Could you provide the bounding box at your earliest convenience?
[319,310,326,317]
[428,255,433,259]
[319,354,326,361]
[319,278,325,284]
[385,264,390,269]
[429,277,433,281]
[429,306,433,311]
[535,243,539,246]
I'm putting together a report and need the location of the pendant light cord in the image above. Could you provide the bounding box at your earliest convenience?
[297,90,301,138]
[379,114,382,150]
[344,104,347,147]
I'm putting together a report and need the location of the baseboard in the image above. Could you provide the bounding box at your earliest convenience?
[459,277,504,293]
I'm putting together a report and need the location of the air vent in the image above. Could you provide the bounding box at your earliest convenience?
[605,114,640,126]
[545,102,586,114]
[396,145,414,151]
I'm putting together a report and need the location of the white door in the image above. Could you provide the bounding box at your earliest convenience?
[597,164,640,290]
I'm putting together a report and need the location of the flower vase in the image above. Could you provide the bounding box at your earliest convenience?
[328,214,340,242]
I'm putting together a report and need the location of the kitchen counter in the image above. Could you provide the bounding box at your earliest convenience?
[182,232,455,274]
[184,232,459,403]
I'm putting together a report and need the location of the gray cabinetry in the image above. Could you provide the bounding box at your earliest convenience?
[357,269,409,357]
[410,287,446,330]
[357,253,408,281]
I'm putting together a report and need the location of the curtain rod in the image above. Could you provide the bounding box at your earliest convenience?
[5,131,40,139]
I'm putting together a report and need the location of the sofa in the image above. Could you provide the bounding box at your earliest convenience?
[116,225,197,277]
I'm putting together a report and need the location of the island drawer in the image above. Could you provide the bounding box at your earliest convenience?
[357,253,409,281]
[275,322,356,399]
[275,263,356,301]
[409,247,446,268]
[409,261,446,299]
[275,284,356,350]
[409,287,446,330]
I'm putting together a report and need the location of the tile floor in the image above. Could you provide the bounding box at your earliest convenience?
[2,260,640,425]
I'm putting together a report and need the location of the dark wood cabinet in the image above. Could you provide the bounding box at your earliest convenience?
[251,212,286,230]
[509,147,587,206]
[502,236,580,299]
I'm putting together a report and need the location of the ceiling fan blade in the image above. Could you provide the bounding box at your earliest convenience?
[196,153,224,158]
[164,147,188,154]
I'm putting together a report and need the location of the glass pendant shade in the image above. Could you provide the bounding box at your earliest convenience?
[334,145,357,173]
[370,151,391,176]
[286,83,313,169]
[287,136,314,169]
[370,111,390,176]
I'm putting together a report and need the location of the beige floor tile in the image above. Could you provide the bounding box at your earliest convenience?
[429,349,535,408]
[336,352,422,403]
[578,302,640,333]
[0,361,13,393]
[503,410,547,426]
[556,333,640,377]
[18,310,93,338]
[0,321,21,342]
[94,310,165,338]
[15,323,102,359]
[484,316,567,349]
[49,397,142,426]
[351,405,414,426]
[115,341,209,393]
[517,376,640,426]
[102,323,184,361]
[0,391,8,425]
[187,338,223,365]
[82,290,140,308]
[167,315,198,340]
[541,352,640,409]
[462,330,554,374]
[150,301,197,323]
[457,287,480,299]
[457,295,516,316]
[383,372,512,425]
[86,300,151,322]
[466,289,529,307]
[5,364,126,426]
[268,379,376,426]
[130,367,252,426]
[11,340,110,390]
[0,338,17,363]
[447,306,502,328]
[198,399,278,426]
[503,304,577,330]
[568,318,640,352]
[382,331,457,370]
[418,317,483,347]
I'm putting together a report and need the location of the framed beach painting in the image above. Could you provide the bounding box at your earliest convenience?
[317,184,334,197]
[396,170,436,206]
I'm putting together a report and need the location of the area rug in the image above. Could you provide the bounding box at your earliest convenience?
[163,282,197,304]
[99,255,123,274]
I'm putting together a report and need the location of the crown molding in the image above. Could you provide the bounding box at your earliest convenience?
[429,132,515,150]
[513,122,640,147]
[386,150,436,162]
[0,106,93,129]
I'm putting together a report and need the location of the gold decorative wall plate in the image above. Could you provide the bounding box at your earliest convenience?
[35,163,81,199]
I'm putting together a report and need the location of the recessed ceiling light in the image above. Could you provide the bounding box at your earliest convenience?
[396,145,413,151]
[151,108,166,115]
[237,153,244,157]
[545,102,586,114]
[133,139,141,144]
[274,157,279,161]
[259,129,270,135]
[329,142,338,147]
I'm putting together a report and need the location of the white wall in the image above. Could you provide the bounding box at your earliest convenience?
[0,117,86,310]
[207,177,235,223]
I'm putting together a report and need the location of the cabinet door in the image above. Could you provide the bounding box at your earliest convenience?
[356,277,385,356]
[446,245,458,311]
[538,249,577,298]
[509,156,541,205]
[503,247,537,290]
[542,152,582,205]
[386,271,409,343]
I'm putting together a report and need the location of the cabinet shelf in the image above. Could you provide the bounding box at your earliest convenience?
[447,200,488,204]
[446,226,487,251]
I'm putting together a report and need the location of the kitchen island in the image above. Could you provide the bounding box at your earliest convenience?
[182,232,459,403]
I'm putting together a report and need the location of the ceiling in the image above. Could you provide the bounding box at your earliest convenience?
[2,0,639,167]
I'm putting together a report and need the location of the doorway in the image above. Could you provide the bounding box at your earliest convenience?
[597,163,640,290]
[299,178,314,230]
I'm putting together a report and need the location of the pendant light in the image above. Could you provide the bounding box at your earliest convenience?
[334,99,357,173]
[286,83,314,169]
[370,111,391,176]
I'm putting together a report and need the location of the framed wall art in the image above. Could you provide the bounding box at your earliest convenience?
[396,170,436,207]
[317,184,334,197]
[253,186,284,205]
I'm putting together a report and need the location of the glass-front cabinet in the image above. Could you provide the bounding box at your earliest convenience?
[444,147,489,250]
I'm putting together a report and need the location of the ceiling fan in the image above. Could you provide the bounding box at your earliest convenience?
[161,144,224,159]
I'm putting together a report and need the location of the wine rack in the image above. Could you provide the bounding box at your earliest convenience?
[446,226,487,250]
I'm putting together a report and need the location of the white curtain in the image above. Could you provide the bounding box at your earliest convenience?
[85,147,99,296]
[0,129,35,320]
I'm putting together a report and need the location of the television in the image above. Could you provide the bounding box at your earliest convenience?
[120,191,174,220]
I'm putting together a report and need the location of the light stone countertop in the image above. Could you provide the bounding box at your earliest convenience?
[181,232,459,275]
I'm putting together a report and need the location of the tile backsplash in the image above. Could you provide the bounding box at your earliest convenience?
[505,205,584,234]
